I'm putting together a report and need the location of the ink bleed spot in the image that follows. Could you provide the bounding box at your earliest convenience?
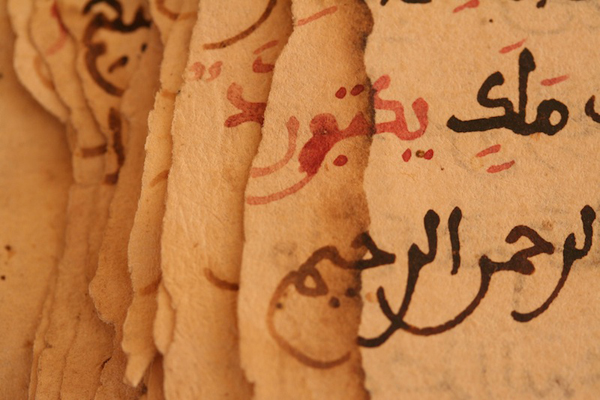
[335,87,346,99]
[276,302,283,309]
[345,287,357,298]
[140,383,148,395]
[333,155,348,166]
[402,149,411,162]
[329,297,340,308]
[351,84,365,96]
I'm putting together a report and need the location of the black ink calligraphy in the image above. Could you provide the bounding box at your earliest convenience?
[585,95,600,124]
[267,232,394,368]
[83,0,151,96]
[358,205,594,348]
[381,0,431,6]
[512,206,595,322]
[447,48,569,136]
[267,205,596,363]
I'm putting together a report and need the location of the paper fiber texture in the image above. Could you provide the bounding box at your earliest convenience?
[159,0,292,398]
[239,1,373,399]
[359,1,600,399]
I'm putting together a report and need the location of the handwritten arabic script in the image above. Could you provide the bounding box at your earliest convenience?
[447,48,598,136]
[269,205,596,368]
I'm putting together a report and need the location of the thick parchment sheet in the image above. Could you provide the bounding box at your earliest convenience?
[28,1,115,399]
[0,1,71,397]
[33,2,149,398]
[56,0,151,184]
[360,1,600,399]
[123,0,197,386]
[159,0,292,398]
[29,0,106,184]
[31,0,149,397]
[6,0,68,122]
[90,26,162,400]
[238,1,373,398]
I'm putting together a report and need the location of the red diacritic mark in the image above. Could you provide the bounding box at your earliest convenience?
[252,40,277,73]
[190,62,205,79]
[252,56,274,73]
[247,175,314,205]
[402,149,411,162]
[373,75,429,141]
[541,75,569,86]
[207,61,223,81]
[224,83,266,127]
[190,61,222,81]
[453,0,479,13]
[50,3,65,31]
[297,6,338,26]
[487,160,515,173]
[250,117,299,178]
[424,149,434,160]
[476,144,502,157]
[46,1,68,55]
[333,155,348,166]
[335,87,347,99]
[500,39,526,54]
[477,145,513,173]
[254,40,279,55]
[350,84,364,96]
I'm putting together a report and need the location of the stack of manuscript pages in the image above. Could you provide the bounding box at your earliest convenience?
[2,0,600,399]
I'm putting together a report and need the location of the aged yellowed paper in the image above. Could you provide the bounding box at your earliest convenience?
[123,0,197,387]
[360,1,600,398]
[0,2,71,398]
[92,26,162,400]
[160,0,292,398]
[239,1,373,398]
[2,0,600,399]
[28,0,112,398]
